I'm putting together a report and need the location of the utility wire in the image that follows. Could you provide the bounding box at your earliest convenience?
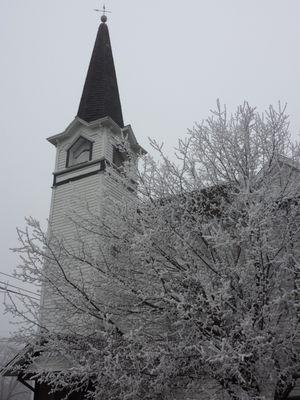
[0,287,40,301]
[0,271,21,280]
[0,280,40,297]
[0,271,39,286]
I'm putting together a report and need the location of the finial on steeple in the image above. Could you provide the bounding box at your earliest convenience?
[94,4,111,23]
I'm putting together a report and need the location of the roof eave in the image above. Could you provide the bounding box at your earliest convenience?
[47,116,121,146]
[47,116,146,155]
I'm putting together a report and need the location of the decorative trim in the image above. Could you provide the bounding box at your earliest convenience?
[53,159,106,187]
[55,158,105,177]
[52,157,137,192]
[64,132,95,152]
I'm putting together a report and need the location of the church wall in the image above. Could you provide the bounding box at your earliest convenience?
[105,129,139,188]
[40,125,137,333]
[105,169,131,201]
[40,171,106,331]
[105,132,114,162]
[48,175,103,236]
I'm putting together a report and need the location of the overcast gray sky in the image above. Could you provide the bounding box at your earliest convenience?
[1,0,300,336]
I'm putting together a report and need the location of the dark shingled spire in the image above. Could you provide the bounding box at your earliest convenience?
[77,18,124,127]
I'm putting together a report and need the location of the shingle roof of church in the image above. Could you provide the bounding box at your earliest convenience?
[77,18,124,128]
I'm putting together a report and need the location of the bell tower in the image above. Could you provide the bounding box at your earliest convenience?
[40,12,144,330]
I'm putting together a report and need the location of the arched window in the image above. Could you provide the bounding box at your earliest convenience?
[66,137,93,167]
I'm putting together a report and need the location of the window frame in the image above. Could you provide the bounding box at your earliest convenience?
[66,136,93,168]
[112,145,128,171]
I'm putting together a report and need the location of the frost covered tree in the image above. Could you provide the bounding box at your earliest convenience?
[0,342,31,400]
[6,103,300,400]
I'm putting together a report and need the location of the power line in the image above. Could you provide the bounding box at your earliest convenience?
[0,271,39,286]
[0,271,20,280]
[0,287,40,301]
[0,280,40,297]
[0,287,39,301]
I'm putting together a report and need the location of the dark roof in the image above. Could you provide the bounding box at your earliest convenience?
[77,21,124,127]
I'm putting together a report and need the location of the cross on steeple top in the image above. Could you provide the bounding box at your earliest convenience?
[94,4,111,23]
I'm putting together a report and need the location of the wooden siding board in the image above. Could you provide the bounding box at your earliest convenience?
[41,171,106,330]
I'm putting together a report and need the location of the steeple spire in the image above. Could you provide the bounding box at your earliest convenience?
[77,12,124,127]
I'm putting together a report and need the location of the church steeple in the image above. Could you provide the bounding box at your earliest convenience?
[77,14,124,128]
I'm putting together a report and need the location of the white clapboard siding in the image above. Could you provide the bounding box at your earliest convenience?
[40,122,138,333]
[41,128,107,330]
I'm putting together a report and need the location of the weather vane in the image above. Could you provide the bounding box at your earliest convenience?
[94,4,111,22]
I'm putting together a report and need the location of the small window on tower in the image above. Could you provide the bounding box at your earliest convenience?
[112,146,128,170]
[67,137,93,168]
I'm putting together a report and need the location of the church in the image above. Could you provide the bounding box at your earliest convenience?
[2,9,144,400]
[2,7,300,400]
